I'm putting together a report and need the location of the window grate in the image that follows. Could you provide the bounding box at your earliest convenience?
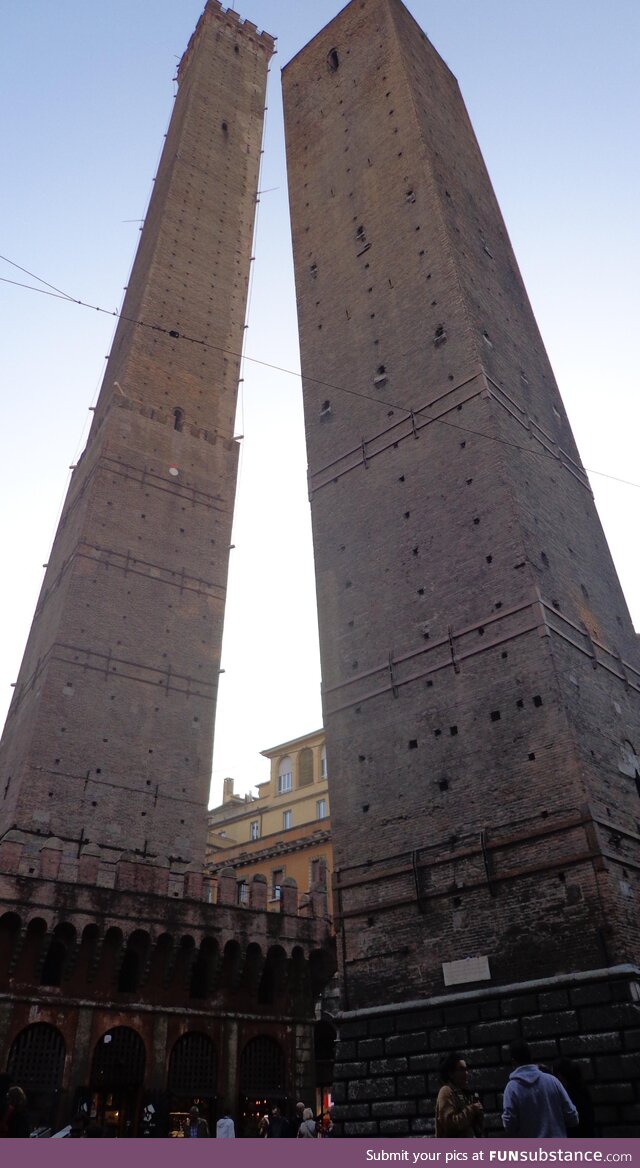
[168,1032,217,1097]
[239,1036,285,1096]
[8,1023,65,1091]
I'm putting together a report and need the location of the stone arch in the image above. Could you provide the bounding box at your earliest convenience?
[90,1025,146,1090]
[258,945,288,1006]
[13,916,47,982]
[220,938,243,992]
[117,929,151,994]
[92,925,124,992]
[90,1026,146,1136]
[241,941,264,995]
[148,931,174,989]
[189,936,219,1000]
[0,911,21,982]
[8,1020,66,1088]
[238,1034,287,1133]
[172,934,197,992]
[40,921,76,987]
[7,1021,65,1130]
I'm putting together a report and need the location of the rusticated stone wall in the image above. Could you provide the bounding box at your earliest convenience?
[331,969,640,1137]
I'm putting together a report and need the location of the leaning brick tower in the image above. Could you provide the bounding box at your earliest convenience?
[0,2,273,873]
[284,0,640,1135]
[0,7,336,1136]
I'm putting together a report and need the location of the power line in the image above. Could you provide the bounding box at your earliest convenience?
[1,259,638,492]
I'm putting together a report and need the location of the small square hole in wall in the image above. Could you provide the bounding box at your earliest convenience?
[408,739,418,750]
[490,710,501,722]
[528,752,536,761]
[439,778,449,791]
[533,695,543,707]
[450,726,458,736]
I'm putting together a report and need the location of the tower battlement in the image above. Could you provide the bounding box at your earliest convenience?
[179,0,275,86]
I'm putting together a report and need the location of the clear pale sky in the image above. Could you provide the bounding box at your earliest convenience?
[2,1,638,804]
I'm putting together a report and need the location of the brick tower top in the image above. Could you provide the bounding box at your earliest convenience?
[179,0,276,83]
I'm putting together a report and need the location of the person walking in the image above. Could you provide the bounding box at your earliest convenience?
[297,1108,317,1138]
[1,1086,31,1137]
[216,1105,235,1138]
[293,1101,306,1136]
[502,1041,579,1137]
[435,1052,484,1137]
[183,1105,209,1137]
[553,1058,596,1137]
[267,1104,290,1137]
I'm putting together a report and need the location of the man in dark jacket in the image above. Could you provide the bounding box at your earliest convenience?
[502,1041,579,1137]
[267,1105,290,1138]
[183,1106,209,1138]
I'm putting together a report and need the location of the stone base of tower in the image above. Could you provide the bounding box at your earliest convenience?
[331,967,640,1138]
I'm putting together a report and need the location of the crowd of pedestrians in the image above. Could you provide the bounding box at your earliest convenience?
[0,1043,597,1139]
[256,1100,334,1138]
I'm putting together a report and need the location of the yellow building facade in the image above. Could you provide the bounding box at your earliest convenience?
[207,728,333,916]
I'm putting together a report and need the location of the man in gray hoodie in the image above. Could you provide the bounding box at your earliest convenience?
[502,1041,579,1137]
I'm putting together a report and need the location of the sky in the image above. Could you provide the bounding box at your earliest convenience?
[1,1,639,805]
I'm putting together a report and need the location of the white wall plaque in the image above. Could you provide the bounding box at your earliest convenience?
[443,955,491,986]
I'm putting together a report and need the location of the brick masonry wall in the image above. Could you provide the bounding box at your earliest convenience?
[331,970,640,1137]
[283,0,640,1003]
[0,863,334,1131]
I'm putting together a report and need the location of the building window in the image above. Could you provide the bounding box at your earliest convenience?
[250,820,260,840]
[278,756,292,794]
[320,746,328,779]
[316,798,327,820]
[237,881,249,905]
[283,809,292,831]
[310,856,327,886]
[298,747,313,787]
[271,868,284,900]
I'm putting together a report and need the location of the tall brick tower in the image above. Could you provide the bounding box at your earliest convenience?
[0,7,336,1137]
[0,2,273,872]
[284,0,640,1135]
